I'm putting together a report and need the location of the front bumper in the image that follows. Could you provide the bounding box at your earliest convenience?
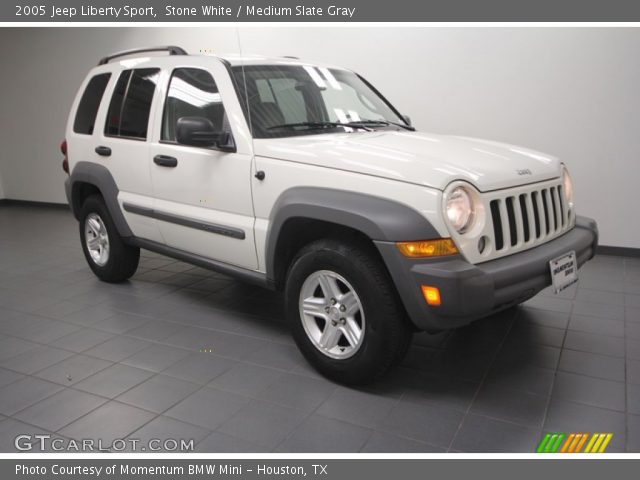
[375,215,598,331]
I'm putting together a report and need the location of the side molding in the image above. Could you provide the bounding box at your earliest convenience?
[265,187,441,279]
[66,161,133,238]
[123,202,246,240]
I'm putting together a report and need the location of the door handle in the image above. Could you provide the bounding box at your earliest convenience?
[153,155,178,168]
[95,146,111,157]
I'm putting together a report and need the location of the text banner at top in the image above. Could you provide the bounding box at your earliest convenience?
[4,0,640,22]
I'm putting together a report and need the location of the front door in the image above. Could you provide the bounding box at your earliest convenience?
[148,63,257,270]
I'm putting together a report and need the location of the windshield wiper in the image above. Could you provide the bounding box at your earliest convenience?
[267,121,372,132]
[355,119,416,131]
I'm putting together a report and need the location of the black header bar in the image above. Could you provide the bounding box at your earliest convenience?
[5,0,640,22]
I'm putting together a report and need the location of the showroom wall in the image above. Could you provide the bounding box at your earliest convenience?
[0,27,637,248]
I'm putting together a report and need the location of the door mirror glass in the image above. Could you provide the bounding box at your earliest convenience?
[176,116,232,149]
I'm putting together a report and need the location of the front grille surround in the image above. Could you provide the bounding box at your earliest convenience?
[448,178,575,264]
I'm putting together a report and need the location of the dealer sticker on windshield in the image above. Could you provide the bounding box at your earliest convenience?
[550,251,578,294]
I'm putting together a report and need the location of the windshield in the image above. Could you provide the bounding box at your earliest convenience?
[231,64,409,138]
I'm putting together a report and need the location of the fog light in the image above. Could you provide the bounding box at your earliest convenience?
[421,285,441,306]
[397,238,458,258]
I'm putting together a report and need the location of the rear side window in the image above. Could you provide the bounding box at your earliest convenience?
[105,68,160,140]
[161,68,227,142]
[105,70,131,137]
[73,73,111,135]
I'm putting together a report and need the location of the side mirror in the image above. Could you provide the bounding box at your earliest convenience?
[402,115,412,126]
[176,116,235,152]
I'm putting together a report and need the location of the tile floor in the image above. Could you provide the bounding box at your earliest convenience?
[0,205,638,452]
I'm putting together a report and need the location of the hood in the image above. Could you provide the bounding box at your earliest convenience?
[253,131,562,191]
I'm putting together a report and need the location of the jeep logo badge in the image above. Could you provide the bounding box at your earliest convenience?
[516,169,533,175]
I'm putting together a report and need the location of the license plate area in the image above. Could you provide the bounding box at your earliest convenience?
[549,251,578,294]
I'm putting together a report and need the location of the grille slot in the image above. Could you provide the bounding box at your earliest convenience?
[531,191,541,238]
[558,185,565,226]
[549,187,560,232]
[490,200,504,251]
[487,182,569,254]
[519,194,530,242]
[506,197,517,246]
[541,189,551,235]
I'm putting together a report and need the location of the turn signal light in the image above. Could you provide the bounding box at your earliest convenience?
[421,286,442,306]
[396,238,458,258]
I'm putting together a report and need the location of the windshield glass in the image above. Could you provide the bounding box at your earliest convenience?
[231,64,408,138]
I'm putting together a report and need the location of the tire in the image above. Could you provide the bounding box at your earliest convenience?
[285,238,412,385]
[79,194,139,283]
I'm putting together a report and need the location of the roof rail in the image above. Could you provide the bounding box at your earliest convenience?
[98,46,187,65]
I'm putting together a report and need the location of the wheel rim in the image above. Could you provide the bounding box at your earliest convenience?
[299,270,365,360]
[84,213,110,267]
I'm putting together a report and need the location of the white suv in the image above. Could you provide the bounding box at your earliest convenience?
[63,46,598,384]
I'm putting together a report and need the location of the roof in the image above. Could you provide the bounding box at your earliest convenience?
[211,53,348,70]
[97,46,348,71]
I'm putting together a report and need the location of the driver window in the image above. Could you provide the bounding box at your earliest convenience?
[162,68,230,142]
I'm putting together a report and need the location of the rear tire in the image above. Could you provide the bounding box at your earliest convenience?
[79,194,139,283]
[285,238,412,385]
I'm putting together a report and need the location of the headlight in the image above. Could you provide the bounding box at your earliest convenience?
[445,186,475,234]
[562,165,574,207]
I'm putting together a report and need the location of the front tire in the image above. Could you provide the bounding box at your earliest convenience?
[285,239,412,385]
[79,195,139,283]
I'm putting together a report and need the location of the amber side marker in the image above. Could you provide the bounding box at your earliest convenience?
[421,286,441,306]
[396,238,458,258]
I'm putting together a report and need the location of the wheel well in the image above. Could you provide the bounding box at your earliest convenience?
[272,217,382,290]
[71,182,101,219]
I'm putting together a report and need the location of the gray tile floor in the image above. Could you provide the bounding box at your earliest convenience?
[0,205,638,453]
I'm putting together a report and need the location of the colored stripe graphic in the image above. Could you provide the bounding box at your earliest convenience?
[561,432,587,453]
[536,433,565,453]
[574,433,589,452]
[560,433,576,453]
[584,433,613,453]
[584,433,598,453]
[536,433,613,453]
[536,433,553,453]
[597,434,613,453]
[549,433,565,453]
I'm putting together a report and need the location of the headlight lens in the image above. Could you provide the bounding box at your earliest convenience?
[445,186,475,233]
[562,165,574,207]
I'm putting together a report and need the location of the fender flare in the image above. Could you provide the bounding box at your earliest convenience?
[264,187,441,280]
[65,161,133,238]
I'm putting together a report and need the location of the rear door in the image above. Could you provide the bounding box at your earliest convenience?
[96,66,164,243]
[147,60,258,270]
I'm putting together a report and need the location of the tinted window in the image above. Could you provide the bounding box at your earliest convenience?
[232,65,406,138]
[267,78,307,124]
[105,70,130,137]
[105,68,159,139]
[73,73,111,134]
[162,68,228,142]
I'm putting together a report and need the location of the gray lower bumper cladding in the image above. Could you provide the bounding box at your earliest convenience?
[376,216,598,331]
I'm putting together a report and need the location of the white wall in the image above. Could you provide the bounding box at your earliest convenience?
[0,27,637,248]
